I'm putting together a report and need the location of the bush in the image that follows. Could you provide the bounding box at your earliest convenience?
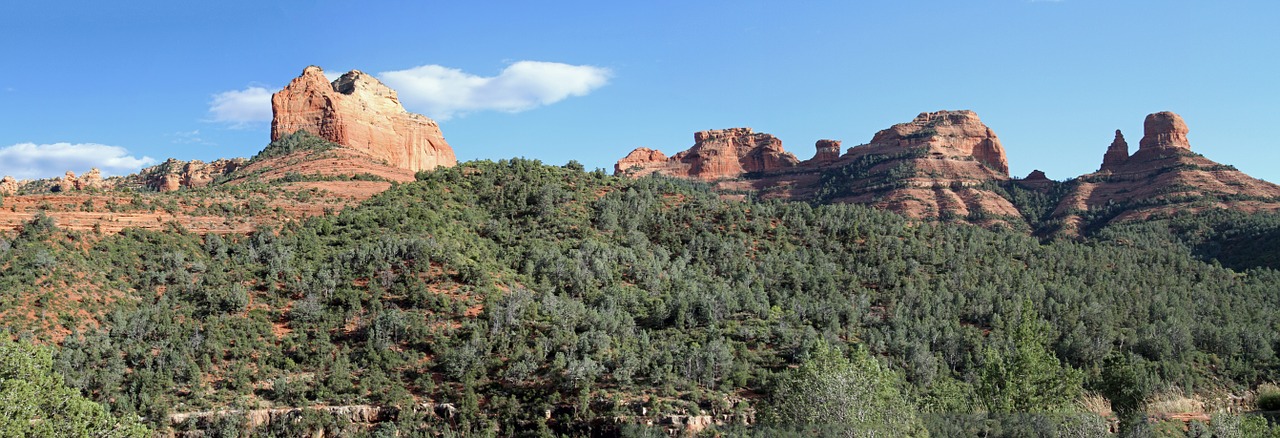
[1258,384,1280,411]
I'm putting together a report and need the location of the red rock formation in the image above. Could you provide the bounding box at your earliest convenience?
[181,159,243,189]
[812,140,842,163]
[614,128,799,180]
[684,128,798,178]
[864,110,1009,175]
[1024,170,1049,181]
[271,66,456,173]
[1054,111,1280,233]
[0,177,16,195]
[51,171,79,193]
[1138,111,1191,151]
[1016,169,1056,191]
[74,168,103,191]
[136,158,245,192]
[614,148,669,175]
[1101,130,1129,171]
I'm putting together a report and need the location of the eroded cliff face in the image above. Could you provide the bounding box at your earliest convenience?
[271,66,457,172]
[1054,111,1280,233]
[612,110,1020,227]
[1101,130,1130,172]
[615,128,799,180]
[862,110,1009,175]
[128,158,246,192]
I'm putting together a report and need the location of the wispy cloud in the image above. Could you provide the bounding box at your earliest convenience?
[169,129,214,146]
[379,61,612,120]
[0,142,156,179]
[205,61,611,125]
[207,86,273,127]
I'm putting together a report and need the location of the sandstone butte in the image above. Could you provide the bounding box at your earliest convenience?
[271,65,457,172]
[615,127,800,180]
[614,110,1021,226]
[1053,111,1280,231]
[612,110,1280,231]
[0,65,454,235]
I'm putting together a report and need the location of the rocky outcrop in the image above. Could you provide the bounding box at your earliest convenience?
[1101,130,1129,171]
[53,171,77,193]
[271,66,456,173]
[0,177,16,195]
[75,168,103,191]
[614,148,668,175]
[616,109,1276,232]
[820,110,1018,224]
[1138,111,1191,151]
[1024,170,1049,181]
[613,110,1020,227]
[1016,169,1056,191]
[615,128,799,180]
[1053,111,1280,233]
[862,110,1009,175]
[135,158,245,192]
[812,140,842,163]
[180,159,243,189]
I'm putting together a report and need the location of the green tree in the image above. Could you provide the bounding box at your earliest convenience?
[977,299,1084,414]
[0,337,149,437]
[1098,351,1157,435]
[762,340,927,437]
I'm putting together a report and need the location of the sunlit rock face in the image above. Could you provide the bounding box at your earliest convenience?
[271,66,456,172]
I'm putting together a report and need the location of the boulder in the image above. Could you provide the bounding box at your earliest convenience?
[271,66,456,172]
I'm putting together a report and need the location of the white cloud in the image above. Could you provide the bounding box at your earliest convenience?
[207,86,273,127]
[379,61,612,120]
[0,143,156,179]
[169,130,212,145]
[204,61,610,125]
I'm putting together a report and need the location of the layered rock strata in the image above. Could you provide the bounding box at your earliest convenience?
[811,140,842,163]
[614,128,799,180]
[132,158,246,192]
[1054,111,1280,230]
[1101,130,1129,171]
[271,66,456,172]
[613,110,1020,226]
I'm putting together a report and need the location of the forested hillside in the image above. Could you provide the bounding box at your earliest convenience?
[5,158,1280,436]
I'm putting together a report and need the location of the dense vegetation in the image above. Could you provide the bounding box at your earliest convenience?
[4,158,1280,436]
[249,130,337,163]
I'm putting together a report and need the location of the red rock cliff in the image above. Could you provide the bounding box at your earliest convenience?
[1101,130,1129,171]
[615,128,799,180]
[1138,111,1191,151]
[812,140,842,163]
[863,110,1009,175]
[271,66,457,172]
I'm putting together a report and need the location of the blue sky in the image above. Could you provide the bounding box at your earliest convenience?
[3,1,1278,182]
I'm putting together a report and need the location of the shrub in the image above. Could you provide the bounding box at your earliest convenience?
[1258,383,1280,411]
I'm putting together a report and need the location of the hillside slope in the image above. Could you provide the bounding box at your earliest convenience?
[11,159,1280,436]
